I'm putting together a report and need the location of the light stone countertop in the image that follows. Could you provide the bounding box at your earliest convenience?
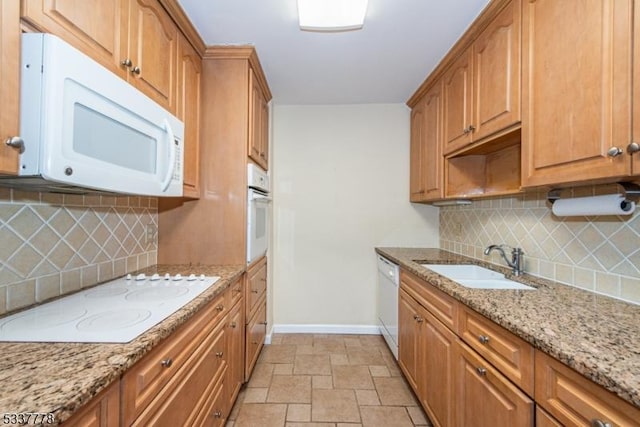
[0,264,245,425]
[376,247,640,410]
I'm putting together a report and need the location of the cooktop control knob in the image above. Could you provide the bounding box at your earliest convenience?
[164,273,170,280]
[135,273,146,281]
[199,274,206,281]
[126,274,132,280]
[172,274,182,281]
[187,274,197,281]
[150,273,160,281]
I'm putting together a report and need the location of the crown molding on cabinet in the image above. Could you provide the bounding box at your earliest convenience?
[158,0,206,57]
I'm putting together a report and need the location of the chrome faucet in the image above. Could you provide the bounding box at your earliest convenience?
[484,244,524,276]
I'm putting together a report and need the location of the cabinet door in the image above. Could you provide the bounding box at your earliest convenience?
[420,309,456,427]
[0,0,20,174]
[127,0,177,112]
[398,289,422,392]
[456,342,534,427]
[245,295,266,381]
[63,381,120,427]
[472,0,521,141]
[249,68,268,170]
[633,0,640,174]
[522,0,632,187]
[443,49,473,155]
[226,299,245,415]
[410,84,443,202]
[176,34,201,199]
[21,0,127,78]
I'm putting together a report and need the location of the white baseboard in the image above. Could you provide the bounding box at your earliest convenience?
[271,324,381,335]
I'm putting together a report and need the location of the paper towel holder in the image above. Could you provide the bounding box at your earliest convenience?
[547,182,640,205]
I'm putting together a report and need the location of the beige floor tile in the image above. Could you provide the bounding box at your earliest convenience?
[330,353,350,366]
[243,387,268,403]
[247,362,275,388]
[355,389,380,406]
[287,423,336,427]
[368,365,390,377]
[347,348,385,366]
[267,375,312,403]
[282,334,315,345]
[313,336,347,354]
[337,424,362,427]
[332,365,374,390]
[296,344,315,355]
[228,388,246,420]
[311,389,360,423]
[312,375,333,389]
[359,335,386,348]
[260,344,298,364]
[274,363,294,375]
[235,403,287,427]
[294,354,332,375]
[270,334,284,344]
[344,337,363,347]
[225,421,235,427]
[287,404,311,422]
[374,377,418,406]
[406,406,431,426]
[360,406,413,427]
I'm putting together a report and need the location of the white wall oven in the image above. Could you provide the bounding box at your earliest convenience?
[247,164,271,264]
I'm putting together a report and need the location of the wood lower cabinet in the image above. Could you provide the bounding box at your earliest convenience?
[226,295,245,415]
[63,381,119,427]
[398,288,423,392]
[521,0,634,187]
[456,341,534,427]
[535,407,562,427]
[410,82,443,202]
[0,0,20,174]
[245,294,266,381]
[176,33,201,198]
[535,351,640,427]
[246,256,267,320]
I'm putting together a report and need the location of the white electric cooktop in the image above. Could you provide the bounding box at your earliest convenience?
[0,273,220,343]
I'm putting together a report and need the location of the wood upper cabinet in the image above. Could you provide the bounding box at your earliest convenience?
[249,68,269,170]
[410,83,443,202]
[456,341,534,427]
[0,0,21,175]
[21,0,127,78]
[521,0,633,187]
[22,0,178,113]
[443,0,521,156]
[125,0,178,112]
[176,33,201,198]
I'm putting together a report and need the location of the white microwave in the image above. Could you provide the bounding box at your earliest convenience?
[0,33,184,196]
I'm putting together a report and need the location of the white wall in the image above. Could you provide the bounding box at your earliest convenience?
[271,104,439,330]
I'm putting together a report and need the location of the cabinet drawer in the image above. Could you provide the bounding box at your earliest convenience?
[245,295,266,381]
[227,276,243,309]
[195,376,227,427]
[121,292,227,425]
[132,321,227,427]
[536,407,562,427]
[458,304,534,395]
[400,269,457,331]
[246,256,267,320]
[535,351,640,427]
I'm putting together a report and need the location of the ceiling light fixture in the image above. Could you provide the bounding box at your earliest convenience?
[297,0,369,32]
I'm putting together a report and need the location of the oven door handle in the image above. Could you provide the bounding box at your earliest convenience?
[250,193,272,203]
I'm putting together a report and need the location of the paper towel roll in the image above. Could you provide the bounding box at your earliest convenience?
[551,194,635,216]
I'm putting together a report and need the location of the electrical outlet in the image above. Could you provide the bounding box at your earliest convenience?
[145,223,158,247]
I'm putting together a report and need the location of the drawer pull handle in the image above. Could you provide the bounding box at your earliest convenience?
[260,278,267,282]
[233,288,242,293]
[591,420,612,427]
[260,321,268,325]
[478,335,490,344]
[213,411,223,419]
[251,289,259,294]
[252,341,258,345]
[215,351,224,358]
[160,358,173,368]
[413,314,424,323]
[476,367,487,376]
[230,322,237,328]
[216,305,224,312]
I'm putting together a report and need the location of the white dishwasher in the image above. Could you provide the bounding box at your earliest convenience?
[377,254,399,359]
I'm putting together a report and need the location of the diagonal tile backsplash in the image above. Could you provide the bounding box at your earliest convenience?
[0,189,158,314]
[440,189,640,305]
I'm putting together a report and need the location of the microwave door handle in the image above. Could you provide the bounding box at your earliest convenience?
[160,119,176,192]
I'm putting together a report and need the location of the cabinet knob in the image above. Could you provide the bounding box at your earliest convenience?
[627,142,640,154]
[230,321,237,328]
[121,58,132,67]
[131,66,141,75]
[591,420,612,427]
[607,146,624,157]
[215,351,224,358]
[476,367,487,376]
[213,411,223,419]
[478,335,490,344]
[413,314,424,323]
[5,136,24,153]
[216,304,224,312]
[160,358,173,368]
[260,321,268,325]
[251,289,259,294]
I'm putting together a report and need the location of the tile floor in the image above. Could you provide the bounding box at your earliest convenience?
[227,334,433,427]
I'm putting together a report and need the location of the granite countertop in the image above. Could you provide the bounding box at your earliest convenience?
[376,247,640,410]
[0,264,245,425]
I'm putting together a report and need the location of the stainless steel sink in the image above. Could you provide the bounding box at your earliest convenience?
[421,264,535,290]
